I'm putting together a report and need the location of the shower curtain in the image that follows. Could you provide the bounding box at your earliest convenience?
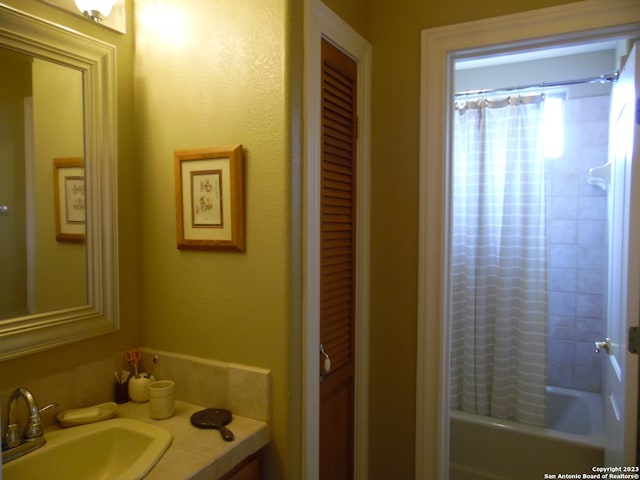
[449,94,548,427]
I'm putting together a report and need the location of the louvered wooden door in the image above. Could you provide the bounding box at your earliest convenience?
[319,38,357,480]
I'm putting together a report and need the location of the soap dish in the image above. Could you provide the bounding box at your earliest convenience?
[57,402,117,428]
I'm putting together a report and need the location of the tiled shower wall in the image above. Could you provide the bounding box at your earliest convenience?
[546,94,610,393]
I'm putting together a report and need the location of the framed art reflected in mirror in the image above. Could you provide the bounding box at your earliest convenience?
[53,157,85,242]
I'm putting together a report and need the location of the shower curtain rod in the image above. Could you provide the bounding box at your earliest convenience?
[454,71,619,97]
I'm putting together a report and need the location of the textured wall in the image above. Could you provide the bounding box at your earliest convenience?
[134,1,292,478]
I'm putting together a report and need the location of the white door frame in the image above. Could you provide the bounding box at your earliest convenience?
[303,1,372,479]
[417,1,640,478]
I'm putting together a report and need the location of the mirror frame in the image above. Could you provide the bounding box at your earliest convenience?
[0,3,119,360]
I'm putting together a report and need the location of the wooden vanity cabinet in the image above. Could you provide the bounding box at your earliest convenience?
[219,451,262,480]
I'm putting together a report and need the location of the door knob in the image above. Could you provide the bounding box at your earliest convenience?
[320,343,331,373]
[319,344,331,383]
[595,338,611,354]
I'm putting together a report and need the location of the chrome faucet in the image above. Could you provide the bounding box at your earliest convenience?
[2,387,57,463]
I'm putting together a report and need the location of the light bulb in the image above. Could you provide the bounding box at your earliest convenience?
[75,0,117,21]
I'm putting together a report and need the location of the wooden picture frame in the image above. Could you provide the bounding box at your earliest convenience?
[53,157,85,242]
[174,145,245,251]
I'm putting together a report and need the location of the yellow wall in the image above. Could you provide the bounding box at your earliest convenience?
[0,51,30,318]
[321,0,368,36]
[361,0,581,478]
[134,1,295,478]
[32,59,86,312]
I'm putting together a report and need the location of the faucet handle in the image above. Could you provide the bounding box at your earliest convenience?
[23,420,42,440]
[39,403,58,416]
[4,424,21,449]
[22,403,56,439]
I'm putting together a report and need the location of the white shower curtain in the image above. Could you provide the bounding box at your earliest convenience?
[450,94,548,427]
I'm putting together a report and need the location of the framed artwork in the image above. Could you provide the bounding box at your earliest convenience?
[53,157,85,242]
[174,145,245,251]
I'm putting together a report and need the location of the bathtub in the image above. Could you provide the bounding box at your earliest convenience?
[546,386,604,438]
[450,386,604,480]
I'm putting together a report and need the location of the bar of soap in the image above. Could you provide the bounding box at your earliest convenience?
[63,407,101,421]
[57,402,117,427]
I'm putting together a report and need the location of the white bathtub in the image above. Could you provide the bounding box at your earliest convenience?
[450,386,604,480]
[546,385,604,438]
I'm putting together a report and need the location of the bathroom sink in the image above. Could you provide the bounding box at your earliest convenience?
[3,418,173,480]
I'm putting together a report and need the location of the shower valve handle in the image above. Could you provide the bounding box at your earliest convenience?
[594,338,611,354]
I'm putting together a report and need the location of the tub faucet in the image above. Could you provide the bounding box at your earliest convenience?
[2,387,57,463]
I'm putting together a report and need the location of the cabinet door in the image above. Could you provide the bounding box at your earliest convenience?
[220,452,261,480]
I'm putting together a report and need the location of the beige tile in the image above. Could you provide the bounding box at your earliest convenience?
[1,348,271,435]
[228,364,271,423]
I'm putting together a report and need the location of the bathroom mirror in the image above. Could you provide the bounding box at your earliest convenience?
[0,4,119,359]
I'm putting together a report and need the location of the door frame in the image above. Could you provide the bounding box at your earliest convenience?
[417,0,640,478]
[303,1,372,479]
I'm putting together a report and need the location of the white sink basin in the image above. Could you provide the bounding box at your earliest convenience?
[3,418,173,480]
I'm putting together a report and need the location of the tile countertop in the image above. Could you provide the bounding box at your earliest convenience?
[49,400,271,480]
